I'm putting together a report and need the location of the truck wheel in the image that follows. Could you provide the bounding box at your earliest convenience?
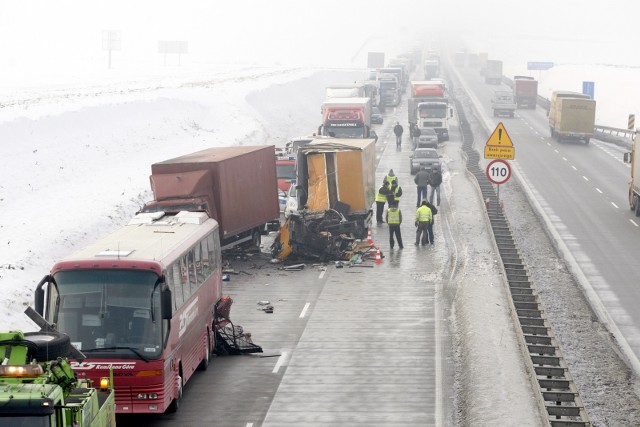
[251,229,261,249]
[630,191,636,211]
[24,331,72,360]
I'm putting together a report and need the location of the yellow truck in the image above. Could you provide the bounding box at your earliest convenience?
[548,91,596,144]
[273,138,376,260]
[624,139,640,215]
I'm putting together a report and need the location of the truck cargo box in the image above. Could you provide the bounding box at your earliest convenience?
[149,146,279,239]
[513,76,538,108]
[297,138,376,214]
[548,92,596,143]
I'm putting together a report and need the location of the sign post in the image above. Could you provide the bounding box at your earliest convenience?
[484,123,515,213]
[486,159,512,211]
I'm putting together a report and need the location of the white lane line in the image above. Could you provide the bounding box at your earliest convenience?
[246,424,254,427]
[582,176,589,181]
[596,188,603,194]
[299,302,310,318]
[272,351,289,374]
[554,149,559,154]
[562,157,567,161]
[571,165,577,171]
[612,202,619,209]
[631,219,639,227]
[318,269,326,279]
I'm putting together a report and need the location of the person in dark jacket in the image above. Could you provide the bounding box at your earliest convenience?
[429,167,443,206]
[425,200,438,244]
[414,167,430,207]
[393,122,404,147]
[375,182,391,224]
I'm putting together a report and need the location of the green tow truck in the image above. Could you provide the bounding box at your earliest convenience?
[0,308,116,426]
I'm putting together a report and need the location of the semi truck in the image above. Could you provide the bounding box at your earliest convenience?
[424,59,440,78]
[142,146,281,250]
[407,81,453,142]
[273,138,376,260]
[378,67,405,94]
[491,90,517,118]
[0,309,116,426]
[485,59,503,84]
[548,91,596,144]
[378,75,400,107]
[318,97,375,140]
[513,76,538,109]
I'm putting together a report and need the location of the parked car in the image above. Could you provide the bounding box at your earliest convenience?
[284,181,298,218]
[415,127,438,148]
[371,106,383,124]
[409,148,441,174]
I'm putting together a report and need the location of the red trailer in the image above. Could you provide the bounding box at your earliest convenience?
[513,76,538,109]
[144,146,280,250]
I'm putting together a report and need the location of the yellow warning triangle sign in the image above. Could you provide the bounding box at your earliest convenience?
[486,122,514,147]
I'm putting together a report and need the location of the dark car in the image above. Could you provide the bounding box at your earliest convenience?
[371,106,383,124]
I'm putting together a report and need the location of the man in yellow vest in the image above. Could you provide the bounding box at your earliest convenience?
[386,201,404,249]
[375,182,391,224]
[414,200,432,246]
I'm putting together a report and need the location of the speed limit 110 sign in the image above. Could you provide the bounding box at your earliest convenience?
[486,159,511,185]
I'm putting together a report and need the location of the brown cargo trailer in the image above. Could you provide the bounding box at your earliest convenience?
[144,145,280,250]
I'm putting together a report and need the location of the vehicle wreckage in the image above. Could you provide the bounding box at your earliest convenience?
[272,138,376,261]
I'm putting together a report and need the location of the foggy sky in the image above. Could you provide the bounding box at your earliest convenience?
[1,1,639,74]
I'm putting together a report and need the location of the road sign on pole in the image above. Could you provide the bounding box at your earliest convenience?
[484,122,515,160]
[486,159,511,185]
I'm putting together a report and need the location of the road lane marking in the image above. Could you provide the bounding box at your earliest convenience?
[631,219,639,227]
[582,176,589,181]
[612,202,619,209]
[318,269,326,279]
[562,157,567,161]
[299,302,310,318]
[596,188,603,194]
[272,351,289,374]
[571,165,577,171]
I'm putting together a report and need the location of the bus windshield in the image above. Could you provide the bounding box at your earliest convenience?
[53,270,163,359]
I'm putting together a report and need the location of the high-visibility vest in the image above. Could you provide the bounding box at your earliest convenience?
[384,174,397,186]
[387,208,401,224]
[393,186,402,201]
[376,188,388,202]
[416,205,432,222]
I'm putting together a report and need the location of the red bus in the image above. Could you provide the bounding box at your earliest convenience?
[33,210,221,414]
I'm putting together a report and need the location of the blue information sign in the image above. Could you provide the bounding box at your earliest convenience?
[582,81,595,99]
[527,62,554,70]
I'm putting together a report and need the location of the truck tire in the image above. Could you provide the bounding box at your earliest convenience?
[24,331,72,360]
[251,229,261,249]
[630,191,636,211]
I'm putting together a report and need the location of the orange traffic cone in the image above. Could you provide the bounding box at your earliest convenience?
[367,229,374,245]
[375,248,382,264]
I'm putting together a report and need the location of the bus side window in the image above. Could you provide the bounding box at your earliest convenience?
[180,255,191,301]
[188,248,199,294]
[167,264,182,309]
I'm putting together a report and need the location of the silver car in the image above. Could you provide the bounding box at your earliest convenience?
[415,127,438,148]
[409,148,441,175]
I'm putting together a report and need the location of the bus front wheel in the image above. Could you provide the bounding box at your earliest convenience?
[167,374,183,413]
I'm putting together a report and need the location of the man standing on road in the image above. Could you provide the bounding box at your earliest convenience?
[425,200,438,244]
[383,169,398,187]
[414,200,432,246]
[376,182,391,224]
[388,180,403,206]
[393,122,404,147]
[429,167,442,206]
[386,202,404,249]
[414,167,430,207]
